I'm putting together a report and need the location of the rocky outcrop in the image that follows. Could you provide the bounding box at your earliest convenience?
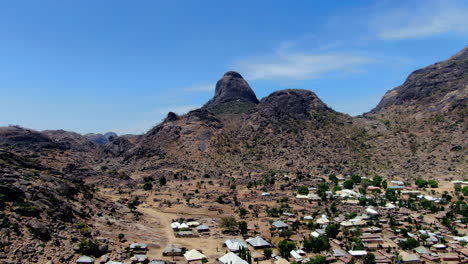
[204,71,259,113]
[84,132,118,144]
[258,89,332,120]
[370,46,467,114]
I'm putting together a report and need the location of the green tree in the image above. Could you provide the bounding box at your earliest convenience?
[159,176,167,186]
[317,183,329,199]
[385,188,398,201]
[305,256,327,264]
[220,217,238,230]
[332,186,342,193]
[278,240,296,259]
[350,174,361,184]
[239,207,248,218]
[463,186,468,196]
[143,182,153,191]
[372,175,382,187]
[329,174,338,185]
[428,180,438,188]
[128,196,141,210]
[363,253,376,264]
[238,221,248,235]
[415,179,428,188]
[382,180,388,189]
[303,236,330,253]
[263,248,273,259]
[399,238,420,250]
[343,180,354,189]
[325,224,340,238]
[298,186,309,195]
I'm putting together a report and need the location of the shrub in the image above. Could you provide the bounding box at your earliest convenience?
[143,182,153,191]
[297,186,309,195]
[77,239,101,257]
[428,180,438,188]
[159,176,167,186]
[263,248,273,259]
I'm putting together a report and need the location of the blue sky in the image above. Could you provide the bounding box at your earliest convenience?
[1,0,467,135]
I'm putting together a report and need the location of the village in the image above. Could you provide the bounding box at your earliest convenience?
[75,173,468,264]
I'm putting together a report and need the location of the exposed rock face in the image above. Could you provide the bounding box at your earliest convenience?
[258,89,332,120]
[27,219,50,241]
[204,71,259,110]
[371,46,467,113]
[84,132,118,144]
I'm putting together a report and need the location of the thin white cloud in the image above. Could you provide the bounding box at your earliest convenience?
[234,48,376,81]
[374,0,468,40]
[183,83,214,92]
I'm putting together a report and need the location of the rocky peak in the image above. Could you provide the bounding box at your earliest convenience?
[258,89,331,120]
[370,46,467,113]
[204,71,259,109]
[450,46,468,60]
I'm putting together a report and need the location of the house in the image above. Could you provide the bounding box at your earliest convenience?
[179,223,190,229]
[360,234,384,244]
[187,221,200,227]
[171,222,181,230]
[366,207,379,215]
[431,244,447,252]
[77,256,95,264]
[130,255,149,264]
[311,228,326,238]
[316,215,330,226]
[272,220,288,229]
[246,236,271,249]
[399,251,421,263]
[348,250,367,257]
[224,239,248,252]
[149,261,175,264]
[290,250,303,262]
[184,249,206,263]
[130,243,148,254]
[303,215,313,220]
[99,255,109,264]
[333,248,347,257]
[251,252,265,262]
[177,231,195,237]
[162,244,184,256]
[196,224,210,233]
[218,252,248,264]
[441,254,459,262]
[274,258,290,264]
[413,246,430,255]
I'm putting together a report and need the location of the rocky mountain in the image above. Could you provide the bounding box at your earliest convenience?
[204,71,259,114]
[84,132,118,145]
[0,46,466,263]
[0,149,127,263]
[121,47,466,180]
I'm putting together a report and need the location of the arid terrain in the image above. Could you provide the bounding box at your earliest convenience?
[0,47,466,263]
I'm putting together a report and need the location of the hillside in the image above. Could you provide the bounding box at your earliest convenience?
[0,47,466,263]
[120,48,466,180]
